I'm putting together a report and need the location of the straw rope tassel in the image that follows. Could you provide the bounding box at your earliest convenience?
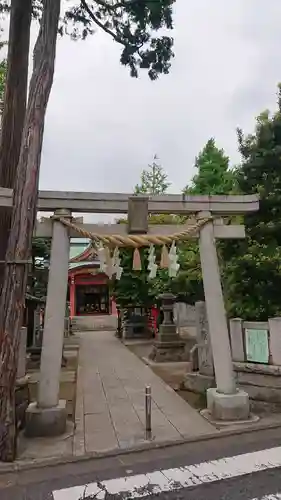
[133,248,142,271]
[160,244,169,268]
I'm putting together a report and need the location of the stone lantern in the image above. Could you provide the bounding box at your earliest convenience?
[158,293,177,340]
[148,293,187,363]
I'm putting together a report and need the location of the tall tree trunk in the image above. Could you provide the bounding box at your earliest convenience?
[0,0,32,293]
[0,0,61,462]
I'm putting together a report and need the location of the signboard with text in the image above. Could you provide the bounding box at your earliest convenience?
[245,328,269,364]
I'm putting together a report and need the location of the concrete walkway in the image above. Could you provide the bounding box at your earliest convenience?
[73,331,217,456]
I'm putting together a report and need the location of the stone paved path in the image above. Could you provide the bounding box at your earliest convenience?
[73,331,217,456]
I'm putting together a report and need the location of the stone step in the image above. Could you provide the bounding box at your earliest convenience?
[71,315,117,332]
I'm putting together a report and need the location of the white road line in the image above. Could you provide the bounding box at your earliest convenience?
[251,495,281,499]
[52,445,281,500]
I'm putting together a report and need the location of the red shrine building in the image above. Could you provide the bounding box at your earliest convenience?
[68,238,117,319]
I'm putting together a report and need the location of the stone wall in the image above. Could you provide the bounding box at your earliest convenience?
[229,318,281,408]
[229,318,281,365]
[184,313,281,410]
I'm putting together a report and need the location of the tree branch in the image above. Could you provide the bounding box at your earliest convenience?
[81,0,125,45]
[81,0,145,51]
[93,0,161,11]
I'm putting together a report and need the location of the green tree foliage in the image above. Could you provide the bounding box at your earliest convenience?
[0,0,175,80]
[115,142,237,307]
[184,138,235,195]
[0,34,7,103]
[0,59,6,103]
[222,89,281,320]
[114,157,171,306]
[27,238,51,298]
[150,243,204,303]
[64,0,175,80]
[176,139,236,303]
[113,248,154,307]
[135,155,170,194]
[0,42,6,103]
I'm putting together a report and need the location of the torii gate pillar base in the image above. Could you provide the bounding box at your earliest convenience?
[203,387,252,423]
[25,400,67,438]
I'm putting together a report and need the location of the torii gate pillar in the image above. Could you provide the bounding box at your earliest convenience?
[25,209,71,437]
[198,212,250,421]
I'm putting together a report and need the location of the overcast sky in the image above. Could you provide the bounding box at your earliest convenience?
[33,0,281,195]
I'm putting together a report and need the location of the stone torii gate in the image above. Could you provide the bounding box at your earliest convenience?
[0,189,260,435]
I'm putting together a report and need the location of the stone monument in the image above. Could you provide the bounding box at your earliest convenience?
[184,301,215,392]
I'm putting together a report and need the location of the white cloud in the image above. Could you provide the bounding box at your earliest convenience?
[29,0,281,195]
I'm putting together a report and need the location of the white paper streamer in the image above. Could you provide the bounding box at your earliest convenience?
[97,244,107,272]
[168,241,180,278]
[147,245,158,279]
[112,247,123,280]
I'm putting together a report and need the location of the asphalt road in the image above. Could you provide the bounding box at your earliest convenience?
[2,426,281,499]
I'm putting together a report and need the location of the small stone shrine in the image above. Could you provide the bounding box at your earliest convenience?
[122,306,153,340]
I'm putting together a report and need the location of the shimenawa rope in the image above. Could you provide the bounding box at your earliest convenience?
[53,216,212,248]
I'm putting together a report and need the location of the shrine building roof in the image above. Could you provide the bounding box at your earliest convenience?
[69,238,100,271]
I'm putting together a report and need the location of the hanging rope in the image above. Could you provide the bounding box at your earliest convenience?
[53,215,212,248]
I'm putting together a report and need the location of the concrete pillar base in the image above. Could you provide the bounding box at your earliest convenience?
[207,387,250,421]
[25,400,67,438]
